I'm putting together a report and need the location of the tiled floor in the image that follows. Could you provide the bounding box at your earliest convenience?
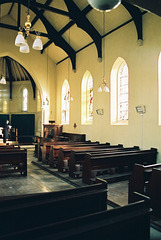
[0,147,75,197]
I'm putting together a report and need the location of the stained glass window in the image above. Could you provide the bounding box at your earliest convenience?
[61,80,70,124]
[111,58,129,125]
[81,71,93,124]
[118,62,128,121]
[22,88,28,111]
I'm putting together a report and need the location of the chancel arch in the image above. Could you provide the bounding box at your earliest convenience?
[0,56,43,138]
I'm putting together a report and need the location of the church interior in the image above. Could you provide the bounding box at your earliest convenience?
[0,0,161,239]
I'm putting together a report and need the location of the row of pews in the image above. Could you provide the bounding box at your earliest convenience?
[36,138,158,184]
[35,138,161,223]
[0,179,151,240]
[0,143,27,176]
[0,136,157,239]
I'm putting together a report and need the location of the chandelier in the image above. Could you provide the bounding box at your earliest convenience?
[15,7,43,53]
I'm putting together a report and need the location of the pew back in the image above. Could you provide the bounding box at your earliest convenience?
[0,192,151,240]
[82,148,157,184]
[0,149,27,176]
[0,180,107,236]
[69,146,139,177]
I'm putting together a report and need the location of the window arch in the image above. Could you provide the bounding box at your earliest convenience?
[22,88,28,111]
[111,57,129,125]
[61,79,70,124]
[81,71,93,124]
[158,53,161,125]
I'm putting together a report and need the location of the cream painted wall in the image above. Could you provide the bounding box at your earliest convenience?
[56,13,161,162]
[0,19,56,128]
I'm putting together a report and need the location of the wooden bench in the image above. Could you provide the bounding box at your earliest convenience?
[48,142,110,167]
[82,148,158,184]
[128,163,161,219]
[57,143,120,172]
[0,149,27,176]
[0,192,151,240]
[39,141,101,163]
[0,179,107,238]
[69,146,139,178]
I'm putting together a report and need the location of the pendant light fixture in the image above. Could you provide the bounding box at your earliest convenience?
[98,12,109,93]
[87,0,121,12]
[15,0,43,53]
[64,20,73,102]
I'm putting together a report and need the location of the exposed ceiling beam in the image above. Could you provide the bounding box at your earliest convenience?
[124,0,161,17]
[42,5,93,53]
[64,0,102,59]
[31,0,53,28]
[29,0,69,16]
[7,2,14,15]
[122,1,143,42]
[41,40,52,53]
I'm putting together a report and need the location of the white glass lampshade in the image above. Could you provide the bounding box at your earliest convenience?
[15,32,25,47]
[19,41,30,53]
[32,36,43,50]
[0,76,6,84]
[87,0,121,12]
[97,85,103,92]
[103,84,110,92]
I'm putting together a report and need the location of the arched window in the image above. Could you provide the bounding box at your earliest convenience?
[22,88,28,111]
[61,80,70,124]
[159,53,161,125]
[111,58,129,125]
[81,71,93,124]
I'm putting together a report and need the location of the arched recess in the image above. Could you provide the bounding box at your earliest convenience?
[61,79,70,124]
[158,52,161,125]
[0,52,43,136]
[81,70,93,125]
[110,57,129,125]
[0,56,36,100]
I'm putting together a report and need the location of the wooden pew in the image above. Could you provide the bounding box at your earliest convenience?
[128,163,161,219]
[0,192,151,240]
[69,146,140,178]
[146,168,161,218]
[57,143,120,172]
[0,149,27,176]
[82,148,158,184]
[48,142,110,167]
[39,141,101,162]
[0,179,107,238]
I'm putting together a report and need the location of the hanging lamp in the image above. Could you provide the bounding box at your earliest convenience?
[87,0,121,12]
[15,0,43,53]
[97,12,109,93]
